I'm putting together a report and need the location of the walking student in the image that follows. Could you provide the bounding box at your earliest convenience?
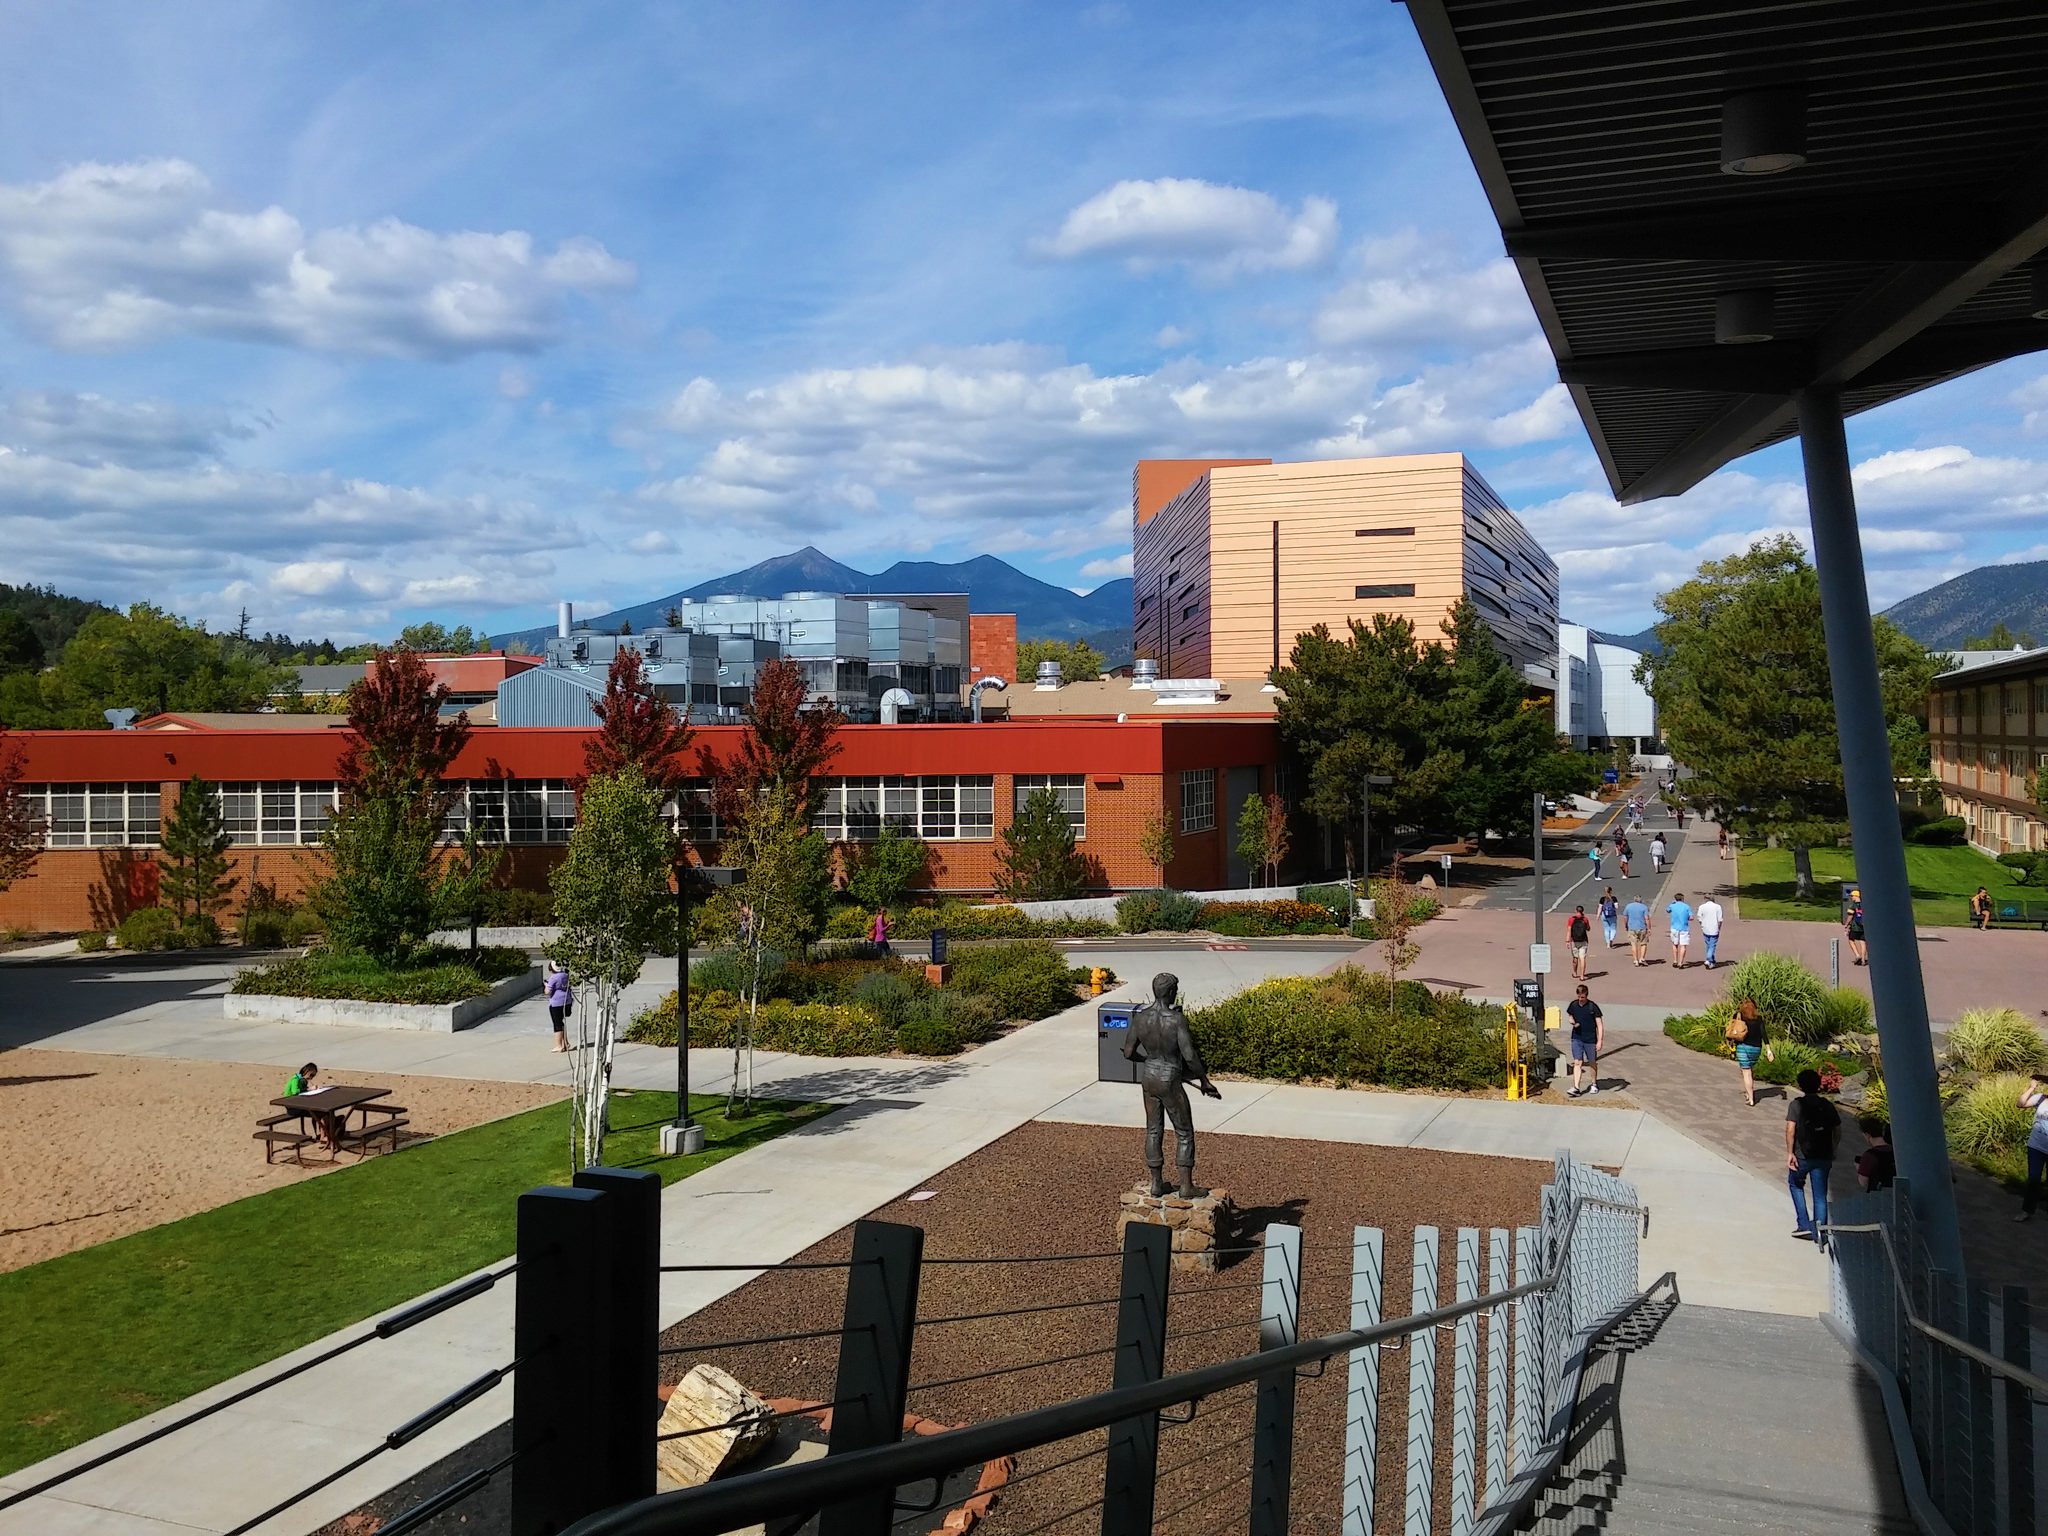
[870,907,893,956]
[1666,891,1693,968]
[1786,1069,1843,1244]
[1843,901,1868,966]
[1616,834,1632,879]
[1697,893,1725,968]
[1718,825,1730,861]
[1598,886,1619,949]
[1728,996,1765,1107]
[1564,983,1603,1098]
[1650,832,1669,874]
[1568,904,1592,980]
[2018,1072,2048,1222]
[544,961,572,1053]
[1624,895,1650,965]
[1588,839,1603,882]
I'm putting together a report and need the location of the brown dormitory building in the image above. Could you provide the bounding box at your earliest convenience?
[1130,453,1559,689]
[1929,650,2048,855]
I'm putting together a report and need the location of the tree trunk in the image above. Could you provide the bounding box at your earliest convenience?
[1792,844,1815,900]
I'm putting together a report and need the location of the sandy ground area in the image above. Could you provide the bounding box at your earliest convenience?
[0,1048,567,1273]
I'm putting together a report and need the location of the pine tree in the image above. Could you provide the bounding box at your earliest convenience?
[158,775,237,926]
[994,788,1090,900]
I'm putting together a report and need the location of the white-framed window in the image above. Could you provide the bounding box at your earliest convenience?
[667,780,718,844]
[1985,747,2001,772]
[1014,774,1087,838]
[463,780,575,845]
[21,782,161,847]
[2009,687,2027,717]
[812,776,994,841]
[1180,769,1216,833]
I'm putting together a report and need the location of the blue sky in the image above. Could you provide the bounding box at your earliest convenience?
[1,0,2043,643]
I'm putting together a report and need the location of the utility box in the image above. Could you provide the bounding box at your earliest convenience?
[1512,977,1544,1029]
[1096,1000,1138,1083]
[929,927,949,966]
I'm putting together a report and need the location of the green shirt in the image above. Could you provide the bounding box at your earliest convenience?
[286,1073,308,1096]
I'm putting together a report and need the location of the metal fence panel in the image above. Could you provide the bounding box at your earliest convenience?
[1344,1227,1386,1536]
[1450,1229,1480,1536]
[1404,1226,1441,1536]
[1485,1228,1509,1510]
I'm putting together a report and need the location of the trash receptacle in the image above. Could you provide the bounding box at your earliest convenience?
[1096,1000,1137,1082]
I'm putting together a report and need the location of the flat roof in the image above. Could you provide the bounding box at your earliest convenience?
[1404,1,2048,503]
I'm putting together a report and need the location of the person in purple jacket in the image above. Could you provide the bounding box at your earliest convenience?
[544,961,572,1053]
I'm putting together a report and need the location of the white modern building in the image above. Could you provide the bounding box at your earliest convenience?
[1555,624,1657,751]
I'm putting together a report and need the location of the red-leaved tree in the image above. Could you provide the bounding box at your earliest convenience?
[336,649,470,813]
[0,728,43,894]
[710,656,844,823]
[582,648,694,792]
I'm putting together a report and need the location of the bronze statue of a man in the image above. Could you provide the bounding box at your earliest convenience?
[1121,972,1221,1198]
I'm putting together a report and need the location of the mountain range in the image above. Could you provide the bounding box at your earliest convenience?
[1879,561,2048,649]
[489,547,1133,652]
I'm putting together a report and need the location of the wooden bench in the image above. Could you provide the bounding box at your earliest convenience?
[254,1127,316,1165]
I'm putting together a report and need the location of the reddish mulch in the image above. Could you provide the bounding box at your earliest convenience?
[658,1120,1550,1536]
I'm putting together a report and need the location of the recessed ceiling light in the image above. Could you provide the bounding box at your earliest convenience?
[1721,86,1808,176]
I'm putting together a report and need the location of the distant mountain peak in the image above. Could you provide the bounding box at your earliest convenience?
[1882,561,2048,649]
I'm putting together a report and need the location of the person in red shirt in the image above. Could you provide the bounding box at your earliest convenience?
[1568,905,1592,980]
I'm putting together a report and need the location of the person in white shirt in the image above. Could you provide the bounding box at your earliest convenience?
[1697,896,1725,968]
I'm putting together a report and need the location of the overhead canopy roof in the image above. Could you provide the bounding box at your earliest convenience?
[1403,1,2048,503]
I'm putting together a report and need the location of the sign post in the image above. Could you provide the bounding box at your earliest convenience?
[662,865,743,1157]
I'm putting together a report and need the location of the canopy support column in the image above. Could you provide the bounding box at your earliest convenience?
[1796,385,1963,1276]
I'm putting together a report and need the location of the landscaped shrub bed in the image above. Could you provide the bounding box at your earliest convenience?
[823,903,1115,940]
[1188,967,1504,1090]
[1196,899,1341,937]
[626,940,1108,1057]
[231,945,531,1006]
[114,907,225,952]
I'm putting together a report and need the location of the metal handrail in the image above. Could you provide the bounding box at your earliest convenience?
[560,1196,1651,1536]
[1822,1220,2048,1401]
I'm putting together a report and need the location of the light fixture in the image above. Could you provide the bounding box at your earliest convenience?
[1721,85,1808,175]
[2032,262,2048,321]
[1716,288,1777,345]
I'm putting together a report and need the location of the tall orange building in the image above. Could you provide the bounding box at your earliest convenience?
[1130,453,1558,686]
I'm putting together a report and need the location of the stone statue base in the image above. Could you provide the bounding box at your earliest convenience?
[1116,1184,1235,1274]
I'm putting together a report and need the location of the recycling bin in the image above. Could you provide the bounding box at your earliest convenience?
[1096,1000,1138,1082]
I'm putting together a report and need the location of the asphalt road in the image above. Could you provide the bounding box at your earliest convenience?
[1475,789,1705,917]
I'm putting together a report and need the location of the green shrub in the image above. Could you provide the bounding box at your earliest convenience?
[888,904,1115,940]
[824,905,874,939]
[1297,883,1355,923]
[1945,1007,2048,1073]
[1196,899,1340,937]
[904,988,1002,1042]
[626,993,895,1056]
[851,970,917,1027]
[230,944,529,1005]
[76,930,108,953]
[242,912,289,950]
[1865,1078,1889,1124]
[1752,1040,1827,1085]
[1820,987,1873,1041]
[688,947,785,1000]
[1116,892,1164,933]
[896,1018,962,1056]
[284,909,326,946]
[1947,1073,2038,1158]
[1905,815,1967,846]
[949,940,1088,1020]
[1188,968,1501,1090]
[181,913,222,947]
[116,907,178,951]
[1663,1010,1734,1057]
[1155,890,1204,931]
[483,887,556,925]
[1722,952,1828,1044]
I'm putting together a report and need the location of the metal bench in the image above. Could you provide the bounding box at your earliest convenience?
[1986,899,2048,929]
[253,1127,315,1165]
[336,1115,409,1156]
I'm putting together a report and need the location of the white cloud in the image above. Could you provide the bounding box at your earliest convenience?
[1154,324,1197,349]
[0,159,635,357]
[498,366,534,399]
[1312,232,1537,351]
[0,388,238,468]
[1034,178,1337,281]
[1079,551,1133,579]
[1850,445,2048,525]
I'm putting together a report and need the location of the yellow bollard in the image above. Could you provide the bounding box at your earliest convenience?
[1503,1003,1524,1101]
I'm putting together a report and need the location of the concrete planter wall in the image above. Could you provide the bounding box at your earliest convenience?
[427,926,562,949]
[223,964,543,1033]
[1005,885,1315,923]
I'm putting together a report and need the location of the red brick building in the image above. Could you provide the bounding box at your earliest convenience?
[1,717,1287,932]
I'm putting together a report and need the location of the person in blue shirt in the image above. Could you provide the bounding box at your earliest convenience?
[1667,892,1694,969]
[1623,897,1650,966]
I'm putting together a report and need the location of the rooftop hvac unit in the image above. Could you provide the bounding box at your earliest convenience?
[1131,657,1159,688]
[1035,659,1063,690]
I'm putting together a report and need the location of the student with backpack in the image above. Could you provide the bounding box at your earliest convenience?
[1568,905,1592,980]
[1855,1119,1896,1192]
[1786,1068,1843,1245]
[1597,887,1620,949]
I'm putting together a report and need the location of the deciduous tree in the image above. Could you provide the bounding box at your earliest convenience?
[1138,810,1176,887]
[549,766,676,1167]
[583,648,694,791]
[1636,535,1937,898]
[844,824,931,911]
[0,728,41,894]
[1016,637,1104,682]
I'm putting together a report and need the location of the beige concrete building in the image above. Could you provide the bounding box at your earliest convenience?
[1131,453,1558,686]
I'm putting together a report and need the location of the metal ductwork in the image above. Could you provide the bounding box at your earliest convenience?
[879,687,915,724]
[970,676,1007,723]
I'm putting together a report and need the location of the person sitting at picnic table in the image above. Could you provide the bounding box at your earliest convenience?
[284,1062,339,1150]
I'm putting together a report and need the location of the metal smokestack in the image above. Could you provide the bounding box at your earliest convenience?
[558,602,573,638]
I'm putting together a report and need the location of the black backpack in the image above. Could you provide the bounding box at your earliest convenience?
[1794,1096,1840,1160]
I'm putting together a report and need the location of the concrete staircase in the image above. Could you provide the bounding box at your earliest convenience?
[1526,1304,1916,1535]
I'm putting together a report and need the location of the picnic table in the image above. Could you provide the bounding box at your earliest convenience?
[255,1086,409,1164]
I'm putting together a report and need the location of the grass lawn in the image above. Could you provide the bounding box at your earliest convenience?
[0,1088,829,1477]
[1735,842,2028,926]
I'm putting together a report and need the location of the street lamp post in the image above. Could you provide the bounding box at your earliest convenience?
[660,864,742,1157]
[1361,774,1394,897]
